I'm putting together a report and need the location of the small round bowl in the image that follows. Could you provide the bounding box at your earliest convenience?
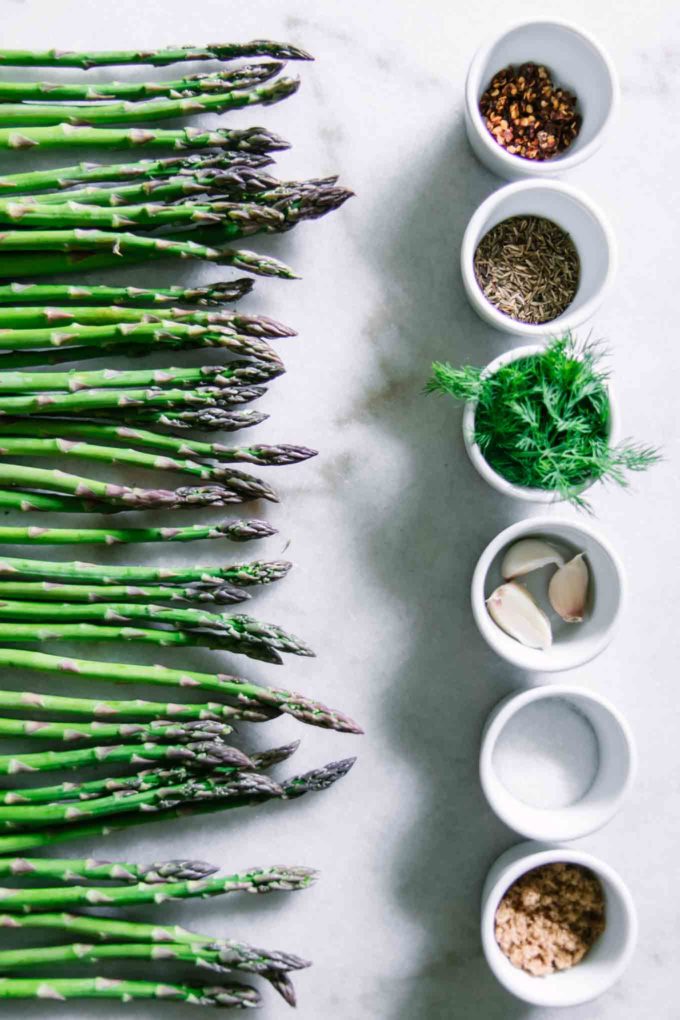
[480,686,636,841]
[481,841,637,1007]
[465,19,619,180]
[460,180,617,338]
[462,344,620,503]
[471,516,625,671]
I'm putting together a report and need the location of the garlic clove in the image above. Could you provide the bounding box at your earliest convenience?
[501,538,565,580]
[548,553,589,623]
[486,582,553,650]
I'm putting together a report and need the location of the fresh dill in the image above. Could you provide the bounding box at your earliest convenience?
[426,336,660,509]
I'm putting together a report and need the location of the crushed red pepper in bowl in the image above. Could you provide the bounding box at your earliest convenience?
[479,63,581,161]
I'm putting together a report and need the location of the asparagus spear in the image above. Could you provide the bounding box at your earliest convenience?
[0,305,294,336]
[0,975,261,1008]
[0,857,218,882]
[0,438,302,483]
[0,518,276,545]
[125,407,268,431]
[0,152,274,195]
[0,738,252,776]
[0,489,98,513]
[0,361,280,391]
[0,580,252,604]
[0,382,271,413]
[0,648,363,733]
[0,556,289,587]
[0,64,284,102]
[0,603,313,660]
[0,244,297,280]
[0,41,313,68]
[0,689,276,726]
[0,743,298,805]
[0,774,283,828]
[0,279,255,306]
[0,124,288,152]
[0,77,300,126]
[0,759,357,853]
[0,421,313,466]
[0,715,239,745]
[0,464,277,508]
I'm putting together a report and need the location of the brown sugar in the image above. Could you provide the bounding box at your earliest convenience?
[495,862,606,977]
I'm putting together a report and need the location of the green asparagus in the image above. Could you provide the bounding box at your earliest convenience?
[0,40,313,68]
[0,124,288,152]
[0,580,252,604]
[0,279,255,306]
[0,556,289,586]
[0,305,294,336]
[0,715,238,745]
[0,738,252,776]
[0,648,363,733]
[0,976,261,1008]
[0,518,276,544]
[0,857,218,882]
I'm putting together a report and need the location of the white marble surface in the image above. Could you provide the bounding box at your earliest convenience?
[1,1,680,1017]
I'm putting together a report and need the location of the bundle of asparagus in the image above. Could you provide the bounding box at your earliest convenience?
[0,855,316,1007]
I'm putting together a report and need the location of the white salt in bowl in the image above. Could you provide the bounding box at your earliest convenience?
[463,346,620,504]
[465,19,619,180]
[460,181,617,337]
[471,516,625,671]
[481,841,637,1007]
[480,686,636,841]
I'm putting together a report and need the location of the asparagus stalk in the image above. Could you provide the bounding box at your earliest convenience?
[0,305,294,336]
[0,361,280,392]
[0,278,255,306]
[125,407,268,431]
[0,580,252,604]
[0,556,289,587]
[0,976,261,1008]
[0,857,218,882]
[0,41,313,68]
[0,603,313,660]
[0,77,300,126]
[0,689,276,726]
[0,489,97,513]
[0,743,298,805]
[0,64,284,102]
[0,437,305,480]
[0,198,288,233]
[0,518,276,545]
[0,774,283,828]
[0,715,239,745]
[0,226,232,260]
[0,864,315,910]
[0,464,277,508]
[0,382,270,413]
[0,648,363,734]
[0,420,313,465]
[0,759,356,853]
[0,243,297,280]
[0,124,288,152]
[0,152,274,195]
[0,738,252,776]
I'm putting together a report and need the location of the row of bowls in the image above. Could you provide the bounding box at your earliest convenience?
[462,19,636,1009]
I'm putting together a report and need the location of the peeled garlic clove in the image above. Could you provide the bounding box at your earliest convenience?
[501,538,565,580]
[486,582,553,650]
[548,553,589,623]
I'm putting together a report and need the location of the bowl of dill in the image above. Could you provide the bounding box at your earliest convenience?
[426,336,659,509]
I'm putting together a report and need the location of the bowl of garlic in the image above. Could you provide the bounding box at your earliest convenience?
[471,517,624,671]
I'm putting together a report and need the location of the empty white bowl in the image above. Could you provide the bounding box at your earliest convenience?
[462,344,620,503]
[460,180,617,337]
[481,841,637,1007]
[465,19,619,180]
[480,686,636,841]
[471,516,625,671]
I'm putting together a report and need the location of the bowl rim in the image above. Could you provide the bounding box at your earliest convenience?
[479,684,637,840]
[481,842,638,1007]
[460,179,618,338]
[465,16,620,176]
[470,515,627,672]
[462,342,621,504]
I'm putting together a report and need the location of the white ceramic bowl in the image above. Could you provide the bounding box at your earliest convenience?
[462,344,620,503]
[481,842,637,1007]
[465,19,619,180]
[460,181,617,337]
[480,686,636,841]
[471,516,625,671]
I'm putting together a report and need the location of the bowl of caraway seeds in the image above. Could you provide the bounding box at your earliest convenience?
[461,180,616,337]
[481,843,637,1007]
[465,19,619,180]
